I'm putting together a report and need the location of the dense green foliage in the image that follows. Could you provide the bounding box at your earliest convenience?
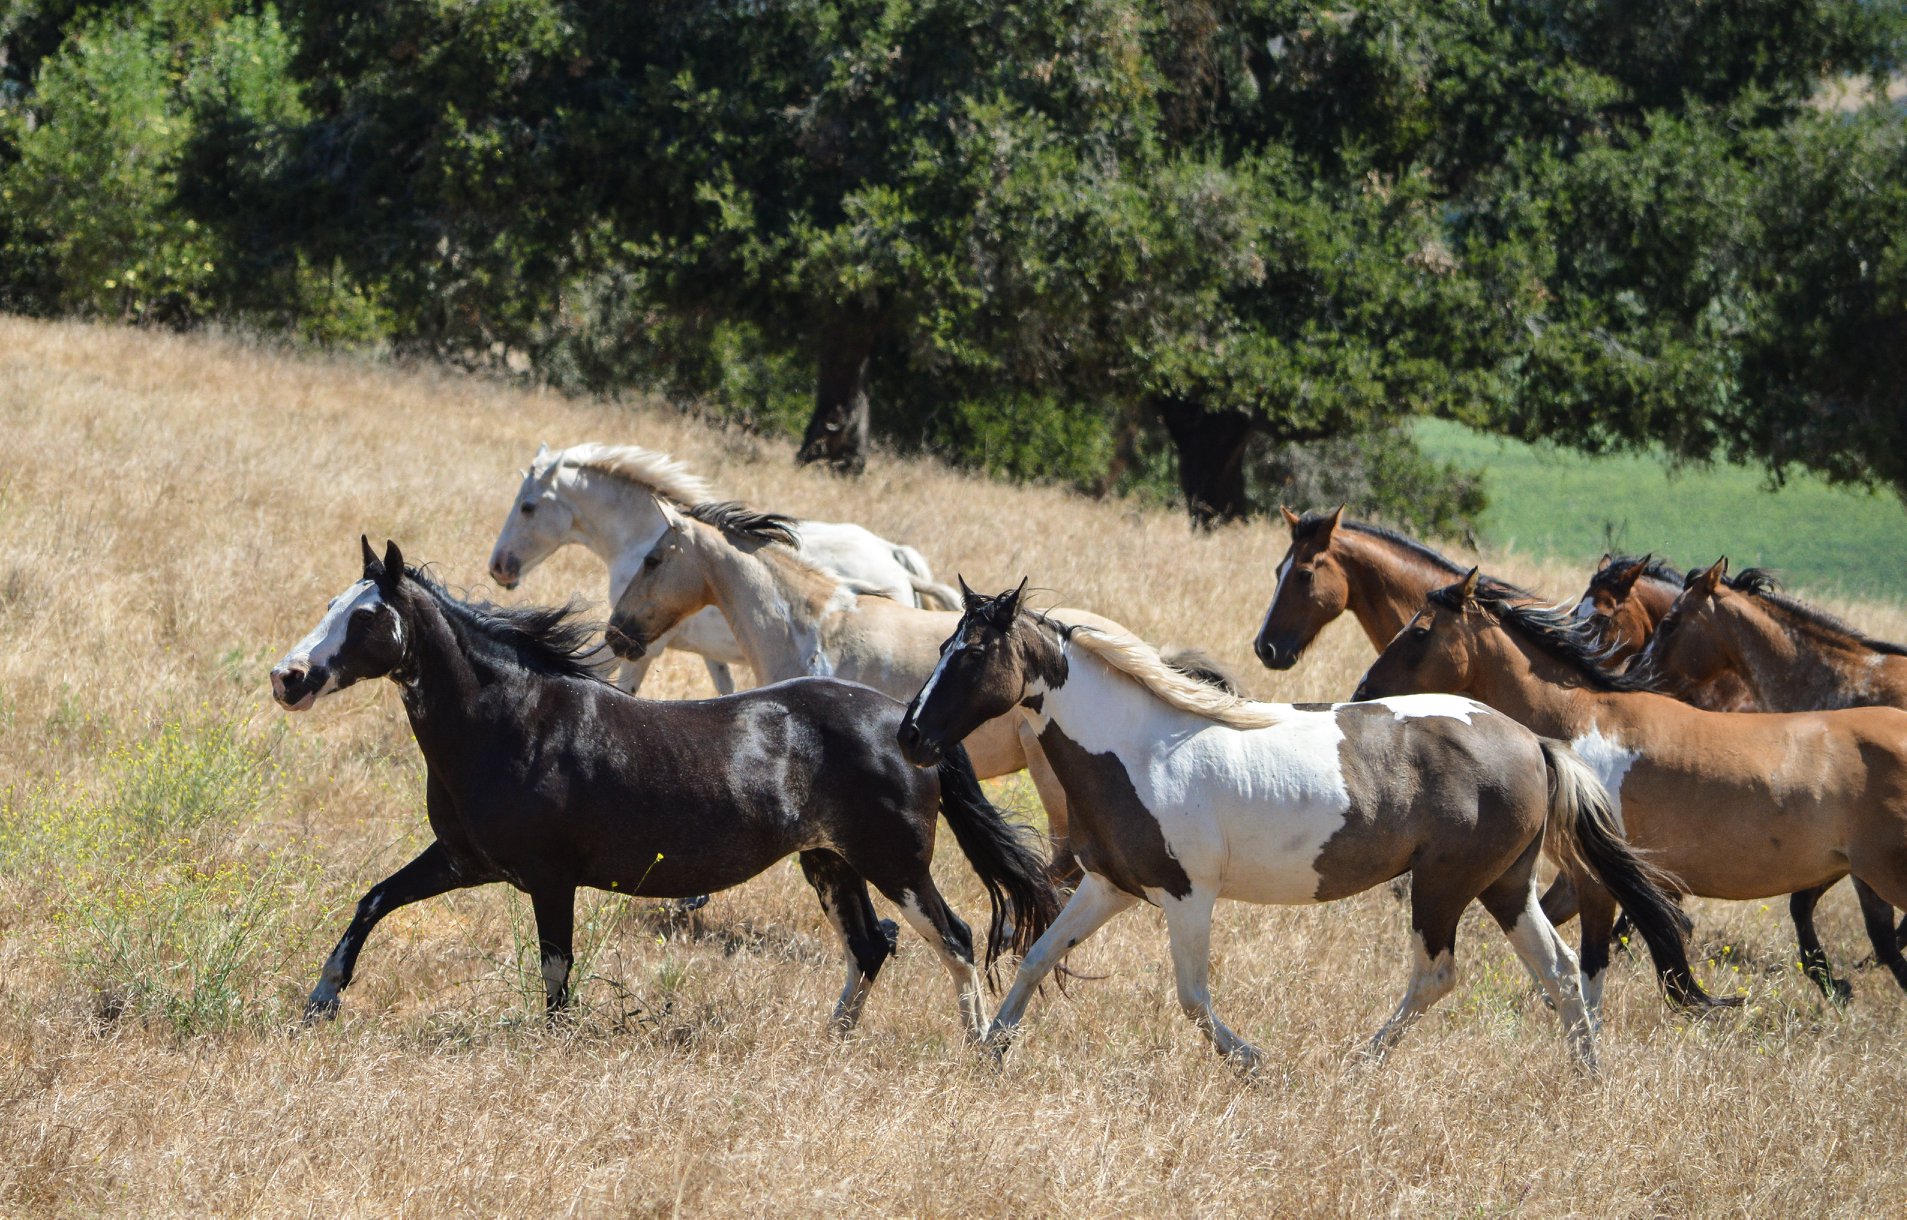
[3,2,1904,531]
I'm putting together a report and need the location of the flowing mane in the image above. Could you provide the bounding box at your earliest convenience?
[1039,615,1283,729]
[1597,554,1688,590]
[411,568,610,682]
[686,501,803,548]
[1432,577,1653,692]
[1724,569,1907,657]
[550,442,720,508]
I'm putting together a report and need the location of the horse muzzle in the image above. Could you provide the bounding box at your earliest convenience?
[1254,635,1301,670]
[489,554,521,589]
[271,661,324,712]
[895,719,943,768]
[603,622,647,660]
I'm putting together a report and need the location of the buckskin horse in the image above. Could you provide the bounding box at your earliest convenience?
[898,580,1715,1074]
[1356,570,1907,1006]
[270,538,1057,1039]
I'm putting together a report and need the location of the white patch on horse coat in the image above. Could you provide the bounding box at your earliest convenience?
[1373,693,1489,723]
[1569,723,1642,818]
[277,581,391,705]
[1045,646,1356,905]
[912,635,963,716]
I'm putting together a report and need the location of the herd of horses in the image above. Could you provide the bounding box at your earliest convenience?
[266,442,1907,1076]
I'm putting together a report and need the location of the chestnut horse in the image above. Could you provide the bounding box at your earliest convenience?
[1254,506,1533,671]
[898,583,1718,1074]
[1571,554,1753,711]
[1356,571,1907,1007]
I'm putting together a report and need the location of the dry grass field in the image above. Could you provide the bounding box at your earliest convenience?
[4,316,1907,1216]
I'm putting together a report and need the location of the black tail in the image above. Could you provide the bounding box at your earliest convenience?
[934,743,1062,987]
[1541,739,1740,1011]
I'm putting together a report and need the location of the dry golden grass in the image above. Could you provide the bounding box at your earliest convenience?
[4,316,1906,1216]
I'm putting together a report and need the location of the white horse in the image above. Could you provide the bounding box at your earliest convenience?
[894,582,1722,1074]
[486,442,958,694]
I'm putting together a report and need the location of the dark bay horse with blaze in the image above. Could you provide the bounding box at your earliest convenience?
[269,539,1058,1038]
[1356,571,1907,1006]
[1253,506,1533,671]
[900,581,1716,1074]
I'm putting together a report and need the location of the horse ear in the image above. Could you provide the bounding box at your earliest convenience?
[381,540,404,583]
[1319,503,1345,540]
[1596,552,1614,572]
[1695,557,1727,596]
[957,574,981,610]
[360,534,379,573]
[999,576,1029,620]
[1612,555,1649,594]
[1279,504,1301,530]
[1458,566,1482,605]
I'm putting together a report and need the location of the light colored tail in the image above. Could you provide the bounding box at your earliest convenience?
[890,545,962,609]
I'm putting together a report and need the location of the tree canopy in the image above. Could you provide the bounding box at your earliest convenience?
[4,1,1904,527]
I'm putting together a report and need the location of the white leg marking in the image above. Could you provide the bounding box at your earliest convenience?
[1159,887,1261,1071]
[1500,890,1598,1072]
[541,950,571,1008]
[1365,931,1456,1062]
[894,890,987,1042]
[986,873,1137,1050]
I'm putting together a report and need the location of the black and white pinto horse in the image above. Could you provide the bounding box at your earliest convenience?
[897,581,1716,1073]
[269,540,1059,1038]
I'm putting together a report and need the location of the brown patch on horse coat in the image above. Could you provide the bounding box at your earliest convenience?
[1035,722,1192,900]
[1312,705,1542,906]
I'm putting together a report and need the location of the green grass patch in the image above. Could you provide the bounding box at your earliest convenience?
[1415,419,1907,602]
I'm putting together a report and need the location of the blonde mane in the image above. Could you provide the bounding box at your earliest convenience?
[1056,623,1283,730]
[549,442,720,508]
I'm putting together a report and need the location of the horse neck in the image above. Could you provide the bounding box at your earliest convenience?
[1458,623,1609,737]
[392,589,498,756]
[687,522,844,682]
[1631,576,1681,627]
[560,471,667,568]
[1338,534,1462,649]
[1726,597,1889,710]
[1031,629,1198,753]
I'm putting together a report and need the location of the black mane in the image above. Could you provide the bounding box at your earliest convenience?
[410,568,610,681]
[1596,554,1687,590]
[1723,568,1907,657]
[1301,512,1540,599]
[687,501,801,548]
[1431,577,1656,692]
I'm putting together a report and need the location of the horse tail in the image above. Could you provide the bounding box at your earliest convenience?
[933,742,1062,986]
[889,544,962,609]
[1539,738,1737,1010]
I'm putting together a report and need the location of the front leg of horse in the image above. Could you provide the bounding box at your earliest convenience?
[983,873,1135,1056]
[701,659,737,696]
[305,843,470,1024]
[1851,877,1907,996]
[1159,887,1261,1073]
[1791,883,1853,1003]
[531,886,578,1020]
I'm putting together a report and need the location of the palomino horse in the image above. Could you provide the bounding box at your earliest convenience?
[603,499,1198,881]
[1638,557,1907,971]
[270,538,1057,1038]
[1355,570,1907,1005]
[1253,506,1532,670]
[1572,554,1753,711]
[896,582,1716,1073]
[486,442,958,693]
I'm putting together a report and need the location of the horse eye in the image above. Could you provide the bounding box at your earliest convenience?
[1294,569,1313,583]
[520,502,536,516]
[352,606,376,621]
[642,554,661,570]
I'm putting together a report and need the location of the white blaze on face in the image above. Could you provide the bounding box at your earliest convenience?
[273,580,385,708]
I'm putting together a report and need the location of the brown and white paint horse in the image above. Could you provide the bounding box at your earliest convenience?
[1356,571,1907,1006]
[1639,558,1907,972]
[1254,506,1532,671]
[898,582,1716,1073]
[1572,554,1753,712]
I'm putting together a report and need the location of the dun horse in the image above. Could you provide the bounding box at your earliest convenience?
[487,442,957,693]
[269,539,1057,1037]
[1253,506,1531,670]
[1356,570,1907,1005]
[898,581,1715,1073]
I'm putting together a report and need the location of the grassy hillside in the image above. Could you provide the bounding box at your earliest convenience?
[3,318,1906,1213]
[1416,418,1907,602]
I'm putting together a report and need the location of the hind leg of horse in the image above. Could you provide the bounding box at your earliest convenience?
[1363,884,1462,1063]
[1851,877,1907,996]
[700,657,737,695]
[531,885,577,1018]
[987,872,1137,1049]
[1539,871,1581,928]
[1573,880,1622,1021]
[799,851,897,1035]
[305,842,476,1023]
[1477,844,1596,1071]
[1158,886,1260,1070]
[880,877,987,1041]
[614,654,656,694]
[1790,882,1853,1003]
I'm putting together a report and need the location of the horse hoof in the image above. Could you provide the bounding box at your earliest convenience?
[674,894,711,914]
[302,996,340,1026]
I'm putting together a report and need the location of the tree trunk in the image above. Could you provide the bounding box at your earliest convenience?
[1154,393,1257,528]
[797,315,877,474]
